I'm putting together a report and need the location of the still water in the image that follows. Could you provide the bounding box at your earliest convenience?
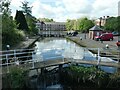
[31,38,118,89]
[34,38,117,73]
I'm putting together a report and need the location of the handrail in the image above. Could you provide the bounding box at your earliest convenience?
[0,48,120,74]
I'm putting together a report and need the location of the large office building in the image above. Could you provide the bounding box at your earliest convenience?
[36,21,66,36]
[36,21,66,31]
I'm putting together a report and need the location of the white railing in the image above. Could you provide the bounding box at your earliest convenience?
[0,47,119,73]
[0,48,65,72]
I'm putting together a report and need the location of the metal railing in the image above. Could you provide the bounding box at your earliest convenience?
[0,48,65,72]
[0,47,120,73]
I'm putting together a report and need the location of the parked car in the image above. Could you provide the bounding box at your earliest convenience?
[95,33,113,41]
[112,31,120,36]
[67,31,78,36]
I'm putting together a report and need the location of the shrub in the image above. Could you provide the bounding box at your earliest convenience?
[61,65,110,88]
[2,66,29,89]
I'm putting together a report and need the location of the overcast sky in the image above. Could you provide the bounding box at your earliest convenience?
[10,0,120,22]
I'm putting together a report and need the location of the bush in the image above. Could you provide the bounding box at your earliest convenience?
[2,67,29,89]
[107,72,120,88]
[2,14,25,50]
[61,65,110,88]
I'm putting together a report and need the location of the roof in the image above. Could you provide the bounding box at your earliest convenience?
[89,25,103,31]
[44,22,66,25]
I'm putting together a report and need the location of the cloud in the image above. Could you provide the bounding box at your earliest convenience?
[63,0,93,14]
[10,0,33,17]
[10,0,120,22]
[92,0,119,17]
[32,0,66,20]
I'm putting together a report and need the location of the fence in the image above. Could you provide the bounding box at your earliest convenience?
[0,47,120,73]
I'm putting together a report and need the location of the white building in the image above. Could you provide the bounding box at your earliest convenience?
[36,21,66,36]
[36,22,66,30]
[95,16,109,27]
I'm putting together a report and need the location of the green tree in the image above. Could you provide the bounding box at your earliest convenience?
[25,15,38,35]
[66,17,94,32]
[2,0,24,50]
[39,18,54,22]
[15,10,29,31]
[20,1,38,35]
[1,0,11,16]
[66,19,76,31]
[116,16,120,34]
[20,0,32,15]
[77,17,94,32]
[104,17,117,32]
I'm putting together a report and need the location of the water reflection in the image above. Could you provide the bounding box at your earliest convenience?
[34,38,117,73]
[31,38,118,89]
[35,38,87,60]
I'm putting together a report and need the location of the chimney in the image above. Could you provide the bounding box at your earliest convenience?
[99,17,102,27]
[103,16,105,19]
[107,16,109,18]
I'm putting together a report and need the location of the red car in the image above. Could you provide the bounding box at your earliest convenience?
[95,33,113,41]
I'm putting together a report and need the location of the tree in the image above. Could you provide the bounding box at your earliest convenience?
[20,0,32,15]
[104,17,117,32]
[77,17,94,32]
[15,10,29,31]
[39,18,54,22]
[20,1,38,35]
[116,16,120,34]
[66,17,94,32]
[25,14,38,35]
[66,19,75,30]
[2,0,24,50]
[0,0,11,16]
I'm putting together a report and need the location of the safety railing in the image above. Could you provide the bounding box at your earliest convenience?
[0,47,119,73]
[0,48,65,72]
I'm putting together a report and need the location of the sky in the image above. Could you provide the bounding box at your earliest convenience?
[10,0,120,22]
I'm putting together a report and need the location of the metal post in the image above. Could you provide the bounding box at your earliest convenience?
[32,52,35,68]
[14,50,16,62]
[6,54,9,73]
[97,48,100,66]
[62,55,64,63]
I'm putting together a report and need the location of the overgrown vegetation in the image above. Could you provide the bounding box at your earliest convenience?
[1,0,25,50]
[1,0,38,50]
[61,65,120,88]
[2,67,29,89]
[2,65,120,89]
